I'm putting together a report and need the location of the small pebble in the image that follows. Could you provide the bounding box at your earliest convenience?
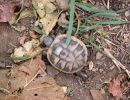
[99,69,104,73]
[0,62,6,68]
[96,61,103,65]
[62,86,67,93]
[103,71,106,74]
[125,11,130,17]
[56,0,69,10]
[92,68,97,72]
[75,71,88,81]
[21,26,26,31]
[88,61,94,70]
[96,52,103,60]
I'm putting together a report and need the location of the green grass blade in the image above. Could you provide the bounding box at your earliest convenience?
[32,26,43,35]
[86,12,119,19]
[90,20,130,25]
[117,7,130,13]
[66,0,75,44]
[76,2,116,14]
[80,25,98,31]
[62,24,76,32]
[76,2,101,13]
[10,56,31,61]
[86,39,101,50]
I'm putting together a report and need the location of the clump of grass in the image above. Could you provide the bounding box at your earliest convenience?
[76,2,130,24]
[65,1,130,42]
[78,2,129,34]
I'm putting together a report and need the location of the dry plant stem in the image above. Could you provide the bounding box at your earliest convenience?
[0,87,11,95]
[32,48,48,56]
[104,39,130,55]
[24,69,40,88]
[116,25,125,38]
[103,48,130,78]
[75,12,80,35]
[107,0,110,9]
[101,0,107,8]
[27,84,56,91]
[88,0,95,5]
[121,52,126,61]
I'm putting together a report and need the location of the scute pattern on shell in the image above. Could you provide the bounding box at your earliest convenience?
[47,35,88,73]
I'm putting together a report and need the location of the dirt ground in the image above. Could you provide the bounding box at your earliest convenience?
[0,0,130,100]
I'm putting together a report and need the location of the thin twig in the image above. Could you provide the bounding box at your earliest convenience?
[24,69,40,88]
[104,39,130,55]
[75,12,80,35]
[27,84,56,91]
[101,0,107,8]
[107,0,110,9]
[103,48,130,78]
[0,87,11,95]
[87,40,130,78]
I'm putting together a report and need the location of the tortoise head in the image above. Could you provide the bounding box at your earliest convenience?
[41,36,54,47]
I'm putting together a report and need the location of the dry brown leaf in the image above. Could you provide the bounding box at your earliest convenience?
[8,56,46,93]
[0,1,17,22]
[18,65,30,75]
[29,31,39,39]
[108,78,122,98]
[19,75,69,100]
[0,69,10,99]
[90,90,104,100]
[6,62,69,100]
[23,0,31,7]
[18,35,26,45]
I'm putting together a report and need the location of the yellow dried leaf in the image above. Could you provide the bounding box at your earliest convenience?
[24,39,39,51]
[19,9,34,19]
[40,13,58,35]
[7,56,46,92]
[45,2,56,14]
[12,39,41,61]
[32,0,58,36]
[37,9,45,18]
[13,47,27,57]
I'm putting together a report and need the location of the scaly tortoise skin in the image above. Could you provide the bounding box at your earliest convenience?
[47,35,88,73]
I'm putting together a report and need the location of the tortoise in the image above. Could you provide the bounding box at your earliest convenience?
[42,34,88,73]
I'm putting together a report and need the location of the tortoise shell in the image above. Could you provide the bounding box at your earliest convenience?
[47,35,88,73]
